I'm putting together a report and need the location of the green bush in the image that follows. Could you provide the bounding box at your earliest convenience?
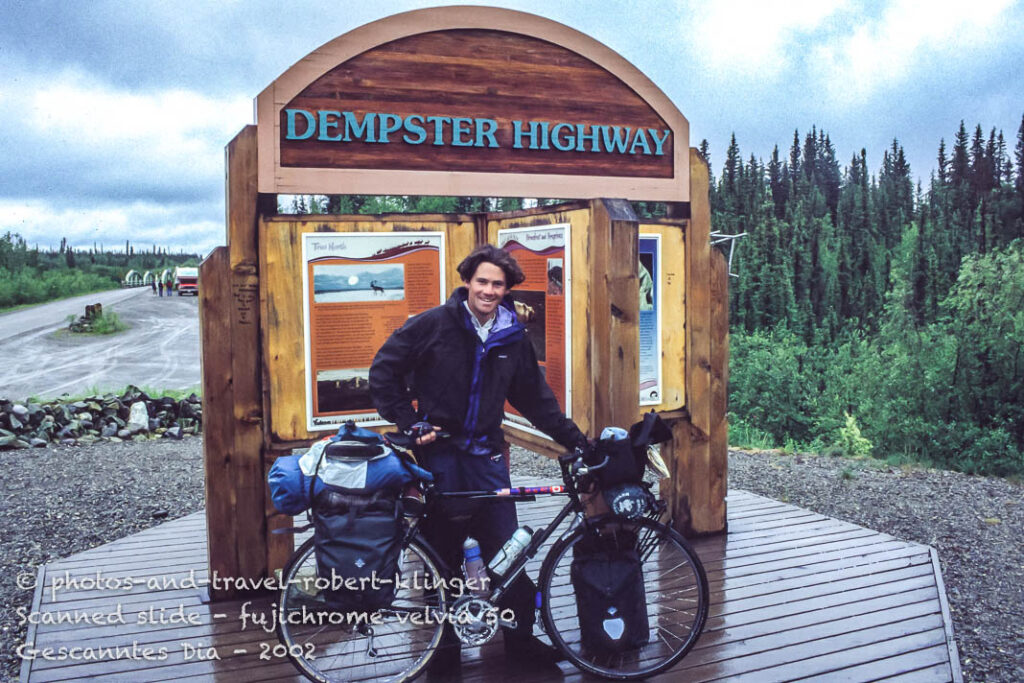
[90,311,128,334]
[837,412,872,458]
[728,241,1024,476]
[0,266,115,310]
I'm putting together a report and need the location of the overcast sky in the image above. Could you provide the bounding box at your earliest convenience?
[2,0,1022,256]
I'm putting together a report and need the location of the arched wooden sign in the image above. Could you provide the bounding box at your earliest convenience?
[256,6,689,201]
[203,6,725,601]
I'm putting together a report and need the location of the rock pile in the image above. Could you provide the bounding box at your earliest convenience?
[67,303,105,333]
[0,386,202,450]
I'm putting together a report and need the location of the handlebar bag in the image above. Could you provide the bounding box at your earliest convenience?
[584,412,674,491]
[589,436,644,488]
[570,529,650,654]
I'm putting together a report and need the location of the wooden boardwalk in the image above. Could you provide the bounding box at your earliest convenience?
[20,489,961,682]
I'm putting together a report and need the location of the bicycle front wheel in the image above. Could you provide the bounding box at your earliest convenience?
[276,535,449,683]
[538,516,709,680]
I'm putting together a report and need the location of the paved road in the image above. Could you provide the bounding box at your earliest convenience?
[0,288,201,401]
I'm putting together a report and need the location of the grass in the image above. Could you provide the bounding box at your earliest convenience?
[26,384,202,403]
[90,310,128,334]
[728,416,777,450]
[60,309,129,335]
[0,285,123,314]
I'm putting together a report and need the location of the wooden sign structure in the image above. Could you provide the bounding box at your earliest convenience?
[201,6,727,599]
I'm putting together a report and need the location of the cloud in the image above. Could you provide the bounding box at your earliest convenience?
[0,67,251,205]
[0,199,224,256]
[810,0,1017,103]
[684,0,851,79]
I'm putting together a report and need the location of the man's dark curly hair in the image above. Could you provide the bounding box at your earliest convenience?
[456,244,526,288]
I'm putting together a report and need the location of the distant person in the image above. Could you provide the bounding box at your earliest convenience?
[151,281,157,295]
[158,281,164,297]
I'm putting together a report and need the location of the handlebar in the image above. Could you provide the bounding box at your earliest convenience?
[557,443,609,492]
[383,430,451,449]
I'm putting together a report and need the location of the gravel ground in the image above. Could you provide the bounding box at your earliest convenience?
[2,439,1021,682]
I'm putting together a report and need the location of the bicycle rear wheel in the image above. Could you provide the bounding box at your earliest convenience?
[276,535,448,683]
[538,516,709,680]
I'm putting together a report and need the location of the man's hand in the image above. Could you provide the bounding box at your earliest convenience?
[409,422,442,446]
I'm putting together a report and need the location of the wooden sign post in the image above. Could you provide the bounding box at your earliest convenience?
[201,6,727,599]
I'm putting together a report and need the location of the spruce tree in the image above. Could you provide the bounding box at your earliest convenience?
[1016,114,1024,197]
[767,146,786,218]
[789,130,802,194]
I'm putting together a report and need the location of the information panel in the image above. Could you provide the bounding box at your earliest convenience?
[302,232,446,430]
[497,224,572,439]
[639,234,663,405]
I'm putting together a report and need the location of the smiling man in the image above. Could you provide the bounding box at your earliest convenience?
[369,244,586,674]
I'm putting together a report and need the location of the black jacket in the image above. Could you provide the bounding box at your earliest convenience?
[369,288,584,452]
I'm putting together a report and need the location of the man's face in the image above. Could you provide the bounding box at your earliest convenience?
[464,261,508,322]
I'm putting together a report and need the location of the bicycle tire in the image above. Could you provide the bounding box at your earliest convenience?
[538,516,709,680]
[276,535,449,683]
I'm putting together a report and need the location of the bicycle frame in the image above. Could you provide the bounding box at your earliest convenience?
[388,433,662,607]
[398,450,591,605]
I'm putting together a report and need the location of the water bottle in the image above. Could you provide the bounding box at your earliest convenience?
[487,526,533,577]
[462,538,490,596]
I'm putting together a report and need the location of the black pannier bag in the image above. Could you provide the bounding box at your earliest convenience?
[570,529,650,654]
[313,488,403,613]
[279,420,432,614]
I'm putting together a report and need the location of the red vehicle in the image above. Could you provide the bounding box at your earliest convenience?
[174,267,199,296]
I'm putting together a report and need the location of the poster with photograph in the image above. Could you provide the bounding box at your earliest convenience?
[497,224,571,440]
[302,232,445,430]
[639,235,662,405]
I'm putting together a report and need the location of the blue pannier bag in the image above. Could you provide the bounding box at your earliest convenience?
[267,421,432,612]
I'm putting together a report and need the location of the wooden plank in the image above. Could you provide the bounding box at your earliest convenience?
[715,625,948,681]
[198,246,239,600]
[706,533,905,574]
[693,588,941,657]
[930,546,964,682]
[664,148,719,537]
[589,199,640,432]
[708,247,729,531]
[18,565,46,683]
[709,555,934,610]
[225,124,268,597]
[828,645,955,682]
[709,547,932,594]
[671,601,941,670]
[876,657,958,681]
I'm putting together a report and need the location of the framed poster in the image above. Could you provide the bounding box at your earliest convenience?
[639,234,663,405]
[496,224,572,440]
[302,232,446,430]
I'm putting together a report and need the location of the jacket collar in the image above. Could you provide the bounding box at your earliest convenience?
[445,287,524,344]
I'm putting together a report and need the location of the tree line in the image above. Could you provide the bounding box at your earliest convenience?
[710,116,1024,476]
[0,234,200,309]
